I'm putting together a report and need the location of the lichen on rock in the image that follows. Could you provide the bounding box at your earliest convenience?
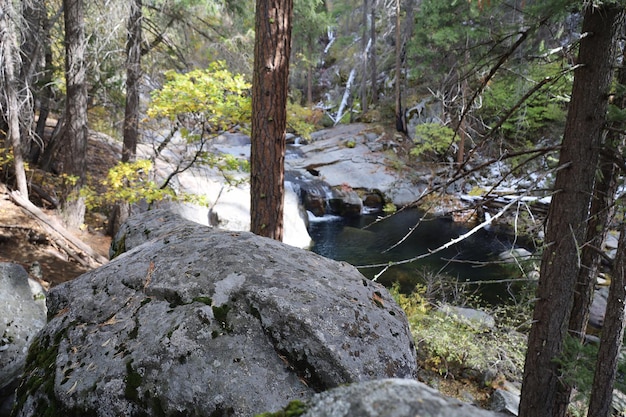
[12,210,418,417]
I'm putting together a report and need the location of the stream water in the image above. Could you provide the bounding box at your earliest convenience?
[308,209,534,304]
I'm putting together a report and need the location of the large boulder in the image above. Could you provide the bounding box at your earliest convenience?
[14,210,418,417]
[0,263,46,416]
[291,378,509,417]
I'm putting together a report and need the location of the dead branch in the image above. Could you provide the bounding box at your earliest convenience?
[8,191,108,267]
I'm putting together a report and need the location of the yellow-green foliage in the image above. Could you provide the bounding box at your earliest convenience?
[148,61,252,132]
[383,202,397,214]
[390,284,526,379]
[83,159,207,209]
[148,61,318,138]
[287,102,323,138]
[410,123,454,158]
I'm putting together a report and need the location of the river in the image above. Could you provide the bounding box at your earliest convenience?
[308,209,535,304]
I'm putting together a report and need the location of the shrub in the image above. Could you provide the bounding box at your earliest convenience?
[391,282,527,381]
[410,123,455,159]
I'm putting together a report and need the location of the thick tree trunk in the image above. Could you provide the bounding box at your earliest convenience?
[60,0,88,229]
[586,20,626,417]
[122,0,142,163]
[555,40,626,415]
[0,0,29,199]
[250,0,293,240]
[518,6,622,417]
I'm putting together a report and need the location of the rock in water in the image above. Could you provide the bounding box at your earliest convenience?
[14,210,417,417]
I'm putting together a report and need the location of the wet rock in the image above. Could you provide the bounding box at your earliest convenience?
[329,187,363,217]
[16,210,417,417]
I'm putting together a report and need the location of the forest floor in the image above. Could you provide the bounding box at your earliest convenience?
[0,130,119,288]
[0,186,111,288]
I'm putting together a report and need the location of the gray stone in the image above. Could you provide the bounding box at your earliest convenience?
[0,263,47,391]
[498,248,532,263]
[286,124,425,207]
[439,305,496,330]
[0,263,47,417]
[589,286,609,330]
[16,210,417,417]
[491,389,520,415]
[299,378,509,417]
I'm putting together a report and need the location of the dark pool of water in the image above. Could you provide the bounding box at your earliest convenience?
[308,209,534,304]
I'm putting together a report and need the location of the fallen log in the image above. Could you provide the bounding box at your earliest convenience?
[9,191,108,267]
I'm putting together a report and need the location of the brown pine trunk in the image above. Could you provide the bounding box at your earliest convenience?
[587,221,626,417]
[250,0,294,241]
[394,0,405,133]
[518,5,622,417]
[360,0,368,114]
[122,0,142,163]
[60,0,88,229]
[370,0,377,105]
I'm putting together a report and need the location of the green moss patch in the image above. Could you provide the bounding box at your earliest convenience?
[254,400,308,417]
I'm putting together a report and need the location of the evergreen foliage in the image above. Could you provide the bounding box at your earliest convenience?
[481,61,570,143]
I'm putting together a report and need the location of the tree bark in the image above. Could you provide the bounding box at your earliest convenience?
[587,221,626,417]
[60,0,88,229]
[394,0,405,133]
[31,8,54,164]
[306,32,313,106]
[122,0,142,163]
[250,0,294,240]
[555,36,626,417]
[0,0,29,199]
[360,0,369,114]
[518,5,622,417]
[369,0,377,105]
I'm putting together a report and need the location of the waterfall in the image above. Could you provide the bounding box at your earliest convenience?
[323,27,336,56]
[333,68,357,125]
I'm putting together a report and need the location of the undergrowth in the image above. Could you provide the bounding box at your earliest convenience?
[390,278,531,384]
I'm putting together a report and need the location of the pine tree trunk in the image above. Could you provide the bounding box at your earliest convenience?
[586,17,626,417]
[370,0,377,105]
[250,0,293,241]
[394,0,405,133]
[60,0,88,229]
[360,0,369,114]
[518,5,622,417]
[0,0,29,199]
[587,221,626,417]
[122,0,142,163]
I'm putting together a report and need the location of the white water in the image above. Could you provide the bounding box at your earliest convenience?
[333,68,357,125]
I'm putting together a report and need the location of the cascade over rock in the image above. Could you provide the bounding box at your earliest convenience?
[286,124,425,208]
[13,210,418,417]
